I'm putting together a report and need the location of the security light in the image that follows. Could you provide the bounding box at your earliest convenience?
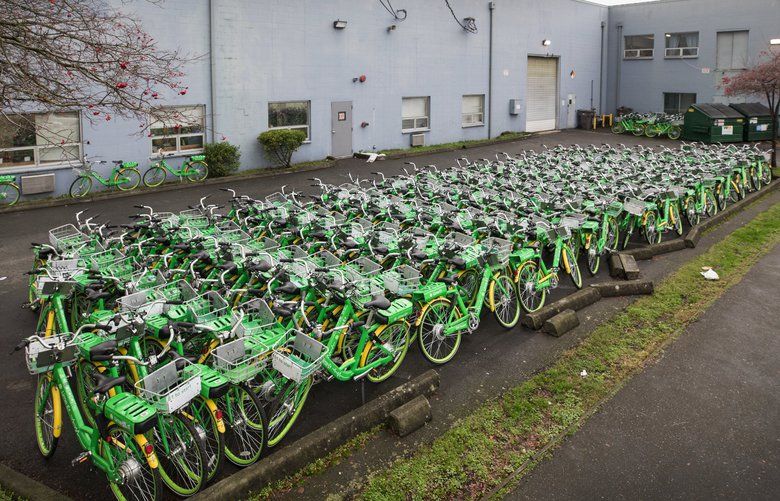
[333,19,347,30]
[771,39,780,45]
[542,39,551,46]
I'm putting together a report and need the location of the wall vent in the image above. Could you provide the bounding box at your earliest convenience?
[21,173,55,195]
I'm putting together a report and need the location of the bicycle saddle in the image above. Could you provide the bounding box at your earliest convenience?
[92,372,126,394]
[363,295,391,311]
[276,281,299,295]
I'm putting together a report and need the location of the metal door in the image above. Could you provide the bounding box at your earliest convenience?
[331,101,352,158]
[567,94,576,128]
[526,57,558,132]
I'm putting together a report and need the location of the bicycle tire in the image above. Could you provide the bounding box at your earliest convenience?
[490,273,521,328]
[0,182,20,206]
[143,166,167,188]
[115,168,141,191]
[34,374,59,458]
[515,260,546,313]
[155,413,207,496]
[101,425,161,501]
[220,384,267,467]
[263,376,312,448]
[69,176,92,198]
[185,162,209,182]
[417,297,462,365]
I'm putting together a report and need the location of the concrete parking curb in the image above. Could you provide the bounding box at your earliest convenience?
[191,369,440,501]
[0,463,71,501]
[591,280,654,297]
[522,288,601,330]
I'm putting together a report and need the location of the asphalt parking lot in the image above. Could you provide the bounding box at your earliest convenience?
[0,128,772,499]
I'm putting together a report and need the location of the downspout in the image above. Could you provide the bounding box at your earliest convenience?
[616,23,623,112]
[208,0,217,142]
[599,20,605,114]
[487,1,495,139]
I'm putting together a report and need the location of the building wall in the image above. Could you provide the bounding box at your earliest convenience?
[2,0,608,200]
[605,0,780,114]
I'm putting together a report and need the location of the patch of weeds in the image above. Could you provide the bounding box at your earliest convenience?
[358,202,780,500]
[378,132,530,156]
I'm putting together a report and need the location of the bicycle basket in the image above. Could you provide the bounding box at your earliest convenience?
[136,360,201,414]
[382,265,421,296]
[212,337,271,384]
[272,333,327,384]
[25,334,77,375]
[623,199,646,216]
[238,299,277,336]
[48,224,86,250]
[311,250,342,269]
[483,237,513,267]
[186,291,229,323]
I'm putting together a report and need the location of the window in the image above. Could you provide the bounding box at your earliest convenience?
[402,97,430,132]
[624,35,654,59]
[461,95,485,127]
[0,112,81,168]
[664,92,696,114]
[665,32,699,58]
[717,31,749,70]
[268,101,310,140]
[150,105,205,155]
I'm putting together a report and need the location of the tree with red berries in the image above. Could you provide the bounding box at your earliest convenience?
[722,50,780,168]
[0,0,192,142]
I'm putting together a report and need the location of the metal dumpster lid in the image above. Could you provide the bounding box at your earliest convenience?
[691,103,744,119]
[728,102,771,117]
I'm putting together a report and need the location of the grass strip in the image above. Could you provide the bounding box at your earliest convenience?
[248,426,382,500]
[359,201,780,501]
[378,132,529,156]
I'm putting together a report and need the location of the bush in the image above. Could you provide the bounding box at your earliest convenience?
[204,141,241,178]
[258,129,306,168]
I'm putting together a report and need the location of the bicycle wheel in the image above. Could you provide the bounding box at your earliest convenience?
[263,375,312,447]
[490,274,520,329]
[75,360,102,428]
[143,166,167,188]
[220,384,267,467]
[645,125,659,138]
[643,211,661,245]
[611,123,625,134]
[417,297,462,365]
[455,268,479,308]
[704,189,718,218]
[670,204,683,236]
[683,196,700,227]
[631,125,645,136]
[586,245,600,276]
[715,182,728,210]
[186,397,224,483]
[101,425,161,501]
[115,168,141,191]
[564,245,582,289]
[361,321,410,382]
[760,165,772,187]
[515,260,546,313]
[667,126,682,140]
[69,176,92,198]
[728,176,744,203]
[185,162,209,182]
[154,414,207,496]
[748,167,760,191]
[0,182,20,206]
[34,374,59,458]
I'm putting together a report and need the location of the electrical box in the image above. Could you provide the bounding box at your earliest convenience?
[509,99,522,115]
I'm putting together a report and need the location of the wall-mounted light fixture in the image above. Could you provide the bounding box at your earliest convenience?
[771,38,780,45]
[387,24,397,33]
[352,75,367,83]
[333,19,347,30]
[542,39,552,47]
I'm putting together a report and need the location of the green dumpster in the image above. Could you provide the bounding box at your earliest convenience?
[728,102,774,141]
[682,103,744,143]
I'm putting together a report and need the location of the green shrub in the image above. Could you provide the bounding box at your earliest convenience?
[204,141,241,178]
[258,129,306,168]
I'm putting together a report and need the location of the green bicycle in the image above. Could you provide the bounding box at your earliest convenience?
[70,156,142,198]
[143,152,208,188]
[0,174,21,206]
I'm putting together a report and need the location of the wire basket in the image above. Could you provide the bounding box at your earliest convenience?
[560,216,583,230]
[187,292,229,324]
[49,224,87,250]
[483,237,513,267]
[382,265,421,295]
[311,250,342,269]
[237,299,277,336]
[272,333,327,383]
[349,218,373,240]
[265,191,289,206]
[136,360,201,414]
[24,334,78,375]
[211,337,271,384]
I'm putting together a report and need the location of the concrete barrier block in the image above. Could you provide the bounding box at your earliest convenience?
[652,239,687,256]
[623,246,655,261]
[591,280,654,297]
[388,395,432,437]
[522,287,601,330]
[608,253,624,279]
[542,309,579,337]
[619,253,641,280]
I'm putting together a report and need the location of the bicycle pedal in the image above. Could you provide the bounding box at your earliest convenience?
[71,451,91,466]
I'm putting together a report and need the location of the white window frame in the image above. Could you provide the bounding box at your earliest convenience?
[461,94,485,128]
[623,35,654,59]
[149,105,206,157]
[267,100,311,142]
[402,96,431,133]
[664,32,699,59]
[0,112,82,170]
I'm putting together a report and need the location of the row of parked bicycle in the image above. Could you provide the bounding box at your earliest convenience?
[612,112,684,139]
[0,152,208,207]
[18,141,772,500]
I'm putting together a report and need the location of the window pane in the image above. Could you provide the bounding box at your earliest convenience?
[462,95,484,114]
[0,116,35,148]
[268,101,309,128]
[731,31,748,68]
[625,35,654,50]
[35,112,80,146]
[40,145,80,164]
[0,148,35,167]
[415,117,429,129]
[180,135,204,151]
[666,32,698,48]
[151,105,205,135]
[679,93,696,110]
[152,137,177,153]
[402,97,428,119]
[402,118,416,130]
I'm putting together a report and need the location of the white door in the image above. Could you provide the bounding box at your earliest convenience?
[526,57,558,132]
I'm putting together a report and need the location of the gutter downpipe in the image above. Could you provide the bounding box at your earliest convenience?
[488,1,495,139]
[599,20,605,114]
[615,23,623,113]
[209,0,217,142]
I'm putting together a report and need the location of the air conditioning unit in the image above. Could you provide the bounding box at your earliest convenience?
[410,133,425,147]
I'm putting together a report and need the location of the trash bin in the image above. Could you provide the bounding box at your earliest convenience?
[682,103,744,143]
[728,102,774,141]
[577,109,596,130]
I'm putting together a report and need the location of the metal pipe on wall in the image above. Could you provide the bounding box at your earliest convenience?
[487,1,495,139]
[208,0,217,143]
[615,23,623,112]
[599,20,605,114]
